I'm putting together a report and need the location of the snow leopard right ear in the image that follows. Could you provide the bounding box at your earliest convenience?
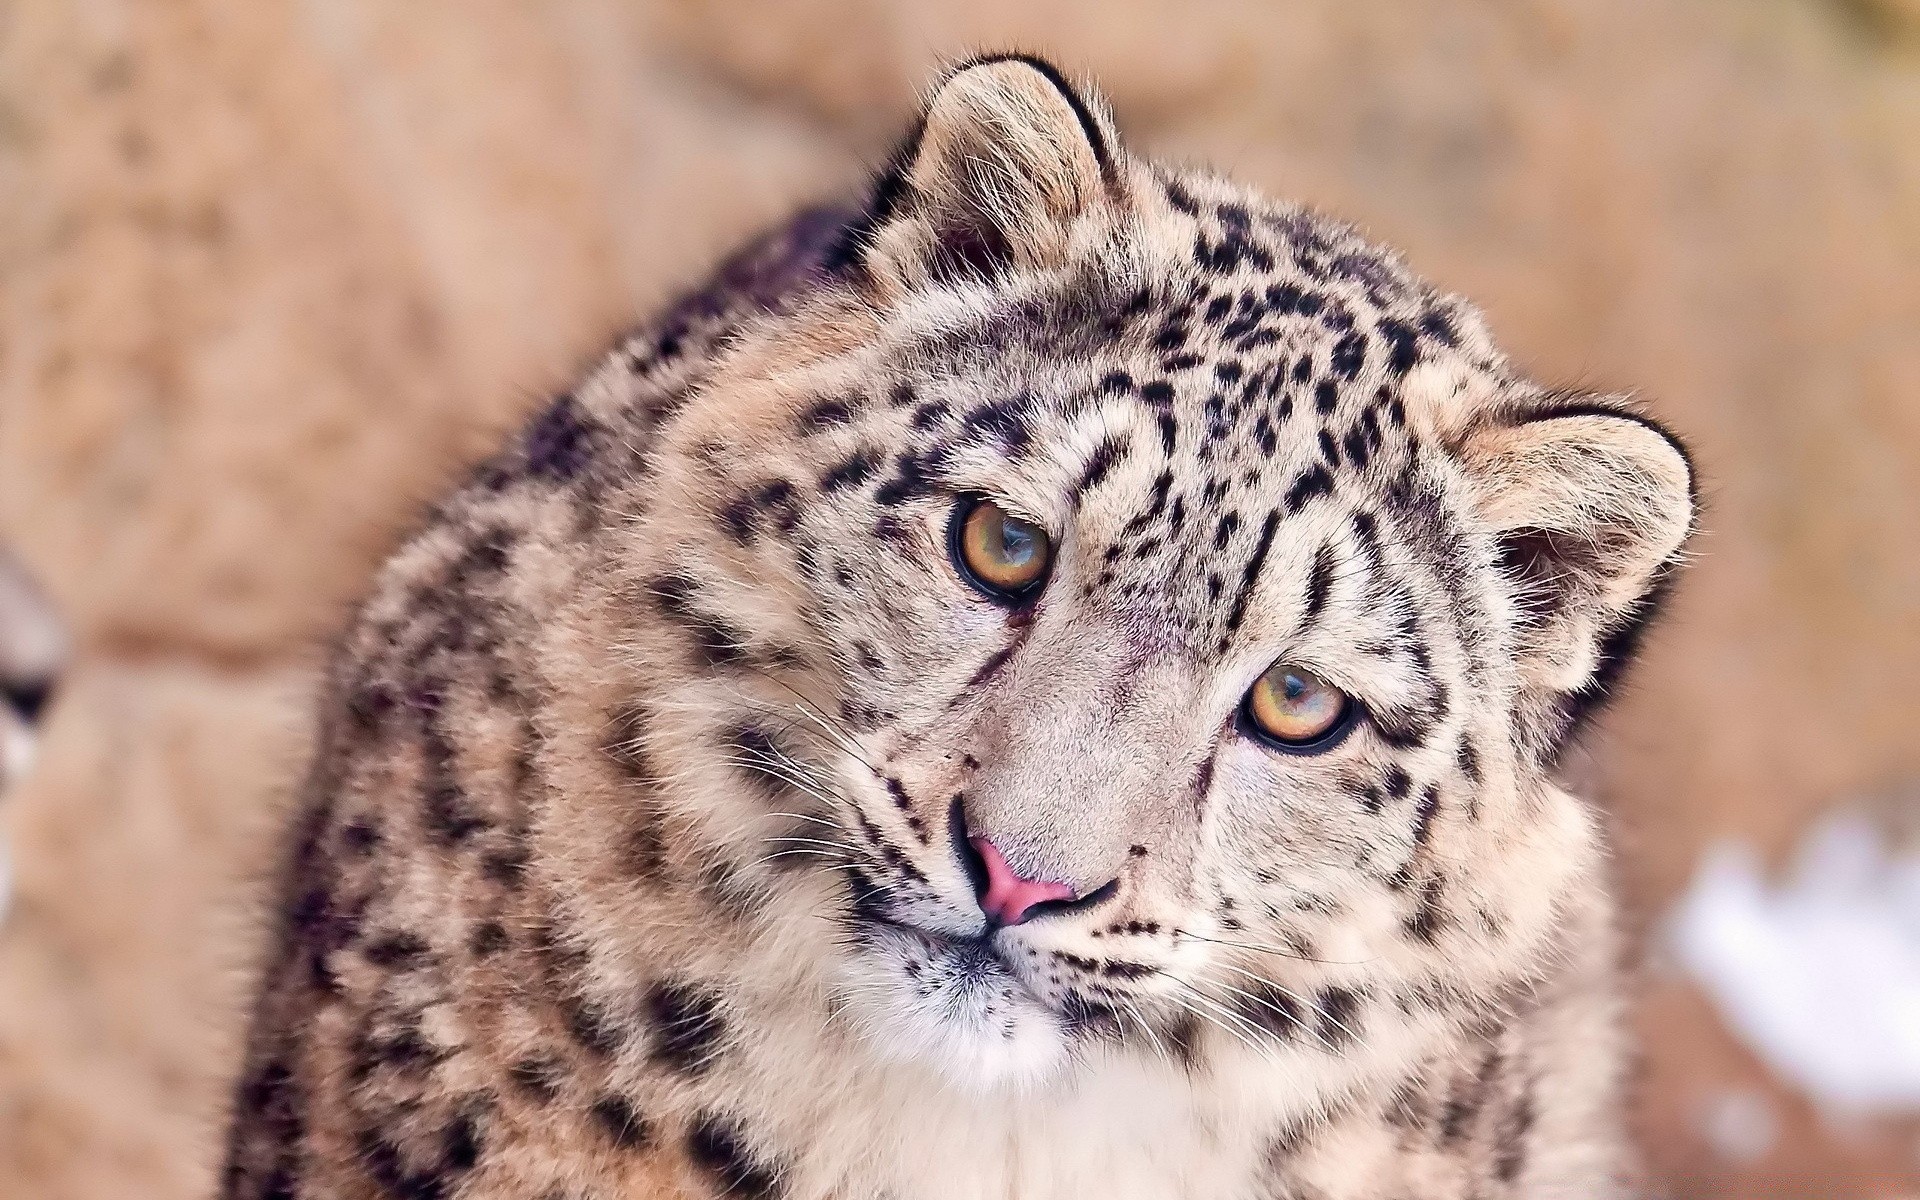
[1455,394,1696,758]
[839,54,1122,296]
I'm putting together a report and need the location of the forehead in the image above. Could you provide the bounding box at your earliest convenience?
[886,178,1495,642]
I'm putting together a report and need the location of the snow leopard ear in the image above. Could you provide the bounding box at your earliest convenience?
[843,54,1121,295]
[1457,395,1696,753]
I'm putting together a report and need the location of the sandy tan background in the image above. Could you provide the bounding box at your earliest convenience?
[3,1,1919,1197]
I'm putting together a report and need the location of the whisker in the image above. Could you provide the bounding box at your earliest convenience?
[761,835,860,854]
[755,849,848,870]
[1165,979,1265,1054]
[1117,997,1172,1064]
[1199,973,1338,1052]
[764,810,847,831]
[1207,962,1363,1049]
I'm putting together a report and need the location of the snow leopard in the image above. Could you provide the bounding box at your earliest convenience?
[221,54,1695,1200]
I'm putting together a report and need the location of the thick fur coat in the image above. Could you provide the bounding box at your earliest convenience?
[223,55,1694,1200]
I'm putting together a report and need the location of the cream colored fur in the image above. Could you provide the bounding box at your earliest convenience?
[222,55,1693,1200]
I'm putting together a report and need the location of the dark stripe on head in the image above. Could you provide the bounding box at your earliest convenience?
[1300,543,1337,630]
[1221,509,1281,640]
[1072,435,1131,504]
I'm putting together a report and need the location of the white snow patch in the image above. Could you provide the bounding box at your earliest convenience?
[1668,812,1920,1118]
[1696,1086,1779,1164]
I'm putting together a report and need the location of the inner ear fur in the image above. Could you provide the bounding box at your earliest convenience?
[845,53,1120,294]
[1459,395,1696,723]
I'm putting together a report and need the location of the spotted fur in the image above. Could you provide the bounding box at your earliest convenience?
[223,55,1694,1199]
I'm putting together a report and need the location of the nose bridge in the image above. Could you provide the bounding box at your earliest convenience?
[963,629,1195,890]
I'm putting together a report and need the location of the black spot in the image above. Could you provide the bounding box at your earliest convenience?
[592,1094,652,1150]
[1330,332,1365,379]
[420,720,487,844]
[1456,740,1482,784]
[363,931,430,968]
[356,1133,446,1200]
[687,1116,783,1199]
[648,981,726,1075]
[1139,380,1176,407]
[340,818,381,855]
[1419,307,1459,347]
[820,450,880,494]
[909,398,951,430]
[1317,428,1340,470]
[1282,465,1334,513]
[523,394,595,481]
[1236,983,1304,1041]
[468,921,509,957]
[961,397,1032,453]
[441,1110,482,1174]
[873,446,948,507]
[1342,426,1371,469]
[1072,436,1129,503]
[1313,379,1339,415]
[1378,318,1420,375]
[508,1057,565,1104]
[1372,701,1436,750]
[1313,986,1363,1049]
[563,995,626,1058]
[1252,414,1278,457]
[1212,511,1240,550]
[796,395,854,432]
[1410,785,1441,849]
[719,480,799,542]
[1406,877,1447,943]
[1156,411,1178,457]
[483,843,529,888]
[650,573,750,666]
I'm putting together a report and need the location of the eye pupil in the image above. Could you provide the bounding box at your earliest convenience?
[1244,663,1355,754]
[951,497,1054,602]
[999,522,1032,563]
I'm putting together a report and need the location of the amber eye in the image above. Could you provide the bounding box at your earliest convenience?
[949,497,1053,602]
[1243,664,1356,753]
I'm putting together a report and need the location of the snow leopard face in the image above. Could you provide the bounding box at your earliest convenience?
[621,55,1694,1088]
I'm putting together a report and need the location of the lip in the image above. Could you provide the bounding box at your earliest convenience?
[854,913,1042,998]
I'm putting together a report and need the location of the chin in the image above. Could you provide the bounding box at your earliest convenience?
[836,920,1071,1092]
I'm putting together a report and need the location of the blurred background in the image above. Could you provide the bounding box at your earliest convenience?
[2,1,1918,1196]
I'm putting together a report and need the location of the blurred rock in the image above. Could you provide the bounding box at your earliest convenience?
[0,663,308,1200]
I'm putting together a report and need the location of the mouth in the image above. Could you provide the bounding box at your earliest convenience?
[837,908,1075,1087]
[852,911,1032,995]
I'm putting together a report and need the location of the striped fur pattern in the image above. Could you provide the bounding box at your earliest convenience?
[223,55,1694,1200]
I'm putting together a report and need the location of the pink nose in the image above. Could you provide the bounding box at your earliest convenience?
[970,836,1076,927]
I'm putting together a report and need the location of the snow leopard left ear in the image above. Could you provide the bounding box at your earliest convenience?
[1457,395,1696,755]
[841,53,1121,296]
